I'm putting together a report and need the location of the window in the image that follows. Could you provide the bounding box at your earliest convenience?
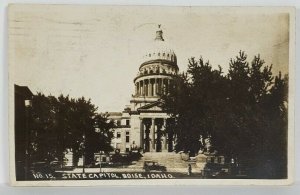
[102,156,107,162]
[117,120,121,126]
[126,148,130,152]
[117,132,121,138]
[126,119,130,126]
[126,132,130,143]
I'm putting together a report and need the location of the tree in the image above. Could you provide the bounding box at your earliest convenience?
[30,93,58,163]
[28,94,115,167]
[162,51,288,178]
[85,112,115,165]
[93,113,115,153]
[162,57,227,154]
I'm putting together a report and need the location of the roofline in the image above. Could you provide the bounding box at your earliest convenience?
[139,59,178,70]
[133,73,178,83]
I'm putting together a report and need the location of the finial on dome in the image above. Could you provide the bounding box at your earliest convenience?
[155,24,164,41]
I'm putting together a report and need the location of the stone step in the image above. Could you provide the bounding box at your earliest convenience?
[128,152,201,170]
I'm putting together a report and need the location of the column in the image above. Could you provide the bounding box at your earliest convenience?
[161,79,165,95]
[156,79,159,95]
[146,80,149,96]
[160,79,163,95]
[164,79,166,95]
[150,79,153,96]
[157,79,160,95]
[135,83,138,95]
[153,79,156,96]
[144,118,151,152]
[148,79,151,97]
[140,81,143,96]
[156,119,163,152]
[140,119,143,150]
[159,79,161,95]
[144,80,147,96]
[163,118,167,150]
[151,118,155,151]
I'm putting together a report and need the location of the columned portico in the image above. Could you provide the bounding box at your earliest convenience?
[140,117,173,152]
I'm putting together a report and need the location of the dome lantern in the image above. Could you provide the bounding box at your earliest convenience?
[155,24,164,41]
[139,24,178,66]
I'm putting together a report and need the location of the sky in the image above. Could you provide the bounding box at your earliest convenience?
[9,5,290,112]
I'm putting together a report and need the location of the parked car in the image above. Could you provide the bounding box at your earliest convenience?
[202,163,225,178]
[143,160,167,172]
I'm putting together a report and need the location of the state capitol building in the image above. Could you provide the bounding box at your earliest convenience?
[109,26,179,154]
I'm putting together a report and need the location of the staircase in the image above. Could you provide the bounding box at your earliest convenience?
[128,152,205,173]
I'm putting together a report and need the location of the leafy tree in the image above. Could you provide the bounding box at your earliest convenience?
[30,93,58,163]
[163,57,227,154]
[28,94,115,167]
[162,51,288,178]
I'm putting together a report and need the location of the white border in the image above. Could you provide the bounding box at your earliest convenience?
[5,4,297,187]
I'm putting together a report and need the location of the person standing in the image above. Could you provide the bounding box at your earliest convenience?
[188,164,192,176]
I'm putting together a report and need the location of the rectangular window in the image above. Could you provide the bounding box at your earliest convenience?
[126,148,130,152]
[117,120,121,126]
[126,119,130,126]
[117,132,121,138]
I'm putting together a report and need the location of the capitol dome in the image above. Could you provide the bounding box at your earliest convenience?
[135,25,179,79]
[132,25,179,100]
[141,25,177,65]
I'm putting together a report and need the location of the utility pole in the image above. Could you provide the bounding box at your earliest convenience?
[82,134,86,173]
[99,151,102,173]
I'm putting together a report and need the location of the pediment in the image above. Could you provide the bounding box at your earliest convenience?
[137,101,163,112]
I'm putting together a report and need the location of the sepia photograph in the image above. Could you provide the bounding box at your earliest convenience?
[8,5,295,186]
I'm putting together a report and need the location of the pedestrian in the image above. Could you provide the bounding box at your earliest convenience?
[188,164,192,176]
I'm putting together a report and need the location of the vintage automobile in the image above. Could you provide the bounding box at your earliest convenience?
[143,160,167,172]
[202,162,227,178]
